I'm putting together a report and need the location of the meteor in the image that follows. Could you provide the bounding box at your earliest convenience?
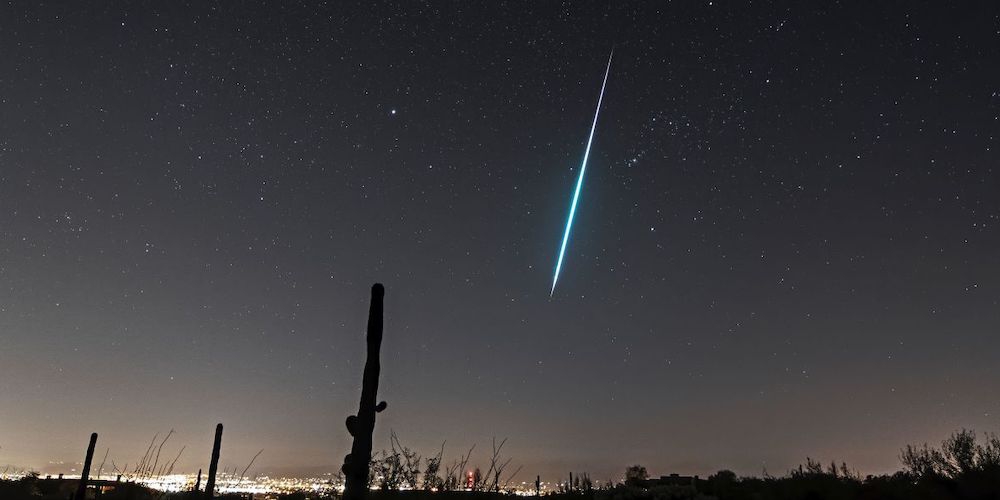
[550,49,614,296]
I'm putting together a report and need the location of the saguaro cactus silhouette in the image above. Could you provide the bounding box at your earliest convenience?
[342,283,388,500]
[194,468,202,492]
[74,432,98,500]
[204,423,223,499]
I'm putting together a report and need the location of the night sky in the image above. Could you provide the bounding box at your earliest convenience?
[2,1,999,481]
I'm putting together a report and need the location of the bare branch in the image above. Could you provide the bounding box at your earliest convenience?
[165,446,186,476]
[137,433,159,479]
[149,430,175,478]
[238,449,264,486]
[96,448,109,480]
[502,465,523,490]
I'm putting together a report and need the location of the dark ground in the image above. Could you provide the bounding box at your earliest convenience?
[4,474,1000,500]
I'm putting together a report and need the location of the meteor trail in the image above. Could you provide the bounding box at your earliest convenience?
[550,49,614,296]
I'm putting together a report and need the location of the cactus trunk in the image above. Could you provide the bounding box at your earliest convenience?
[342,283,388,500]
[204,423,223,499]
[74,433,98,500]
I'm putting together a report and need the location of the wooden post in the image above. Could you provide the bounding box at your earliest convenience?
[74,433,98,500]
[204,424,223,499]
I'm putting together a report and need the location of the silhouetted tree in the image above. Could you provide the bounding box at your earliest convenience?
[391,432,421,489]
[624,465,647,486]
[979,433,1000,469]
[422,443,445,490]
[706,470,737,498]
[374,449,402,490]
[941,428,978,476]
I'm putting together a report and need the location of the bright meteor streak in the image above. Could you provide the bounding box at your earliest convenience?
[551,49,614,296]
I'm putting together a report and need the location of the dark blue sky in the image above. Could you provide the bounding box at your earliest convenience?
[1,1,998,480]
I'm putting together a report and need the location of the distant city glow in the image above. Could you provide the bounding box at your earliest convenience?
[0,471,561,496]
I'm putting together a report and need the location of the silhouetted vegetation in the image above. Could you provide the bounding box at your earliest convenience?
[541,429,1000,500]
[343,284,389,500]
[3,428,1000,500]
[205,424,224,498]
[625,465,649,487]
[75,433,98,500]
[364,434,521,494]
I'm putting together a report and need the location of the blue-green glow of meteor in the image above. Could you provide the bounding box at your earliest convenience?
[551,49,614,296]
